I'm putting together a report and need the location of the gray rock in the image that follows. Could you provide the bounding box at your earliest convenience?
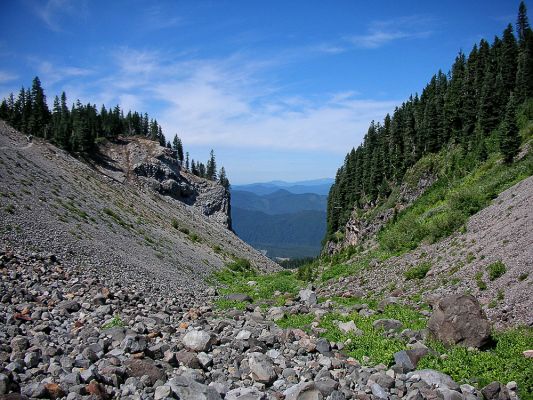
[315,376,338,396]
[481,382,511,400]
[225,387,265,400]
[437,387,465,400]
[183,330,213,352]
[225,293,253,303]
[268,307,285,321]
[121,334,147,353]
[284,382,323,400]
[428,294,491,348]
[337,320,362,335]
[316,338,331,355]
[10,336,29,353]
[154,385,174,400]
[299,289,317,306]
[236,330,252,340]
[372,319,403,331]
[370,372,395,389]
[371,383,389,399]
[59,300,81,313]
[249,352,277,384]
[393,348,429,372]
[24,352,40,368]
[411,369,460,391]
[168,376,221,399]
[0,373,9,395]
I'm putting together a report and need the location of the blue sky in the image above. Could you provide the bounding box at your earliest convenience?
[0,0,527,183]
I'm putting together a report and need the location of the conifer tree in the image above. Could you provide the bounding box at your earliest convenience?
[206,149,217,180]
[218,166,230,189]
[28,77,50,138]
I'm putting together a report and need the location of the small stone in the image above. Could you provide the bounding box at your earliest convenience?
[337,320,362,335]
[373,319,403,331]
[236,330,252,340]
[154,385,173,400]
[316,338,331,355]
[371,383,389,399]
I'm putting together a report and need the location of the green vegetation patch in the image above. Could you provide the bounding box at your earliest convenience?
[212,259,304,308]
[276,314,314,330]
[319,303,427,366]
[378,150,532,255]
[101,314,126,330]
[418,327,533,398]
[487,261,506,281]
[404,262,431,280]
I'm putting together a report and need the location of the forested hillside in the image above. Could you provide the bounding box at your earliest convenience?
[0,79,230,187]
[326,2,533,242]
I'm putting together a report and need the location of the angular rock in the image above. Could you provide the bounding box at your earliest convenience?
[299,289,317,306]
[411,369,460,391]
[154,385,173,400]
[168,376,221,399]
[175,350,202,369]
[225,293,253,303]
[249,352,277,385]
[481,382,511,400]
[284,382,323,400]
[372,319,403,331]
[370,383,389,399]
[124,358,165,386]
[337,320,362,335]
[183,330,213,352]
[393,348,429,372]
[428,294,491,348]
[225,387,265,400]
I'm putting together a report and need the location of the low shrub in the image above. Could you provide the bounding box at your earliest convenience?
[404,262,431,280]
[487,261,506,281]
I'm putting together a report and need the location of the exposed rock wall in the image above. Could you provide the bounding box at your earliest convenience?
[96,137,232,229]
[326,171,436,254]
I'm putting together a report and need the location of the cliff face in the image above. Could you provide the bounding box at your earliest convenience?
[325,170,436,254]
[95,137,232,230]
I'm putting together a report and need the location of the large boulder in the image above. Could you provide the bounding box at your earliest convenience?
[428,294,491,348]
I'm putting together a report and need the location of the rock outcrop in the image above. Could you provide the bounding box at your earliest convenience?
[326,170,436,254]
[96,136,231,229]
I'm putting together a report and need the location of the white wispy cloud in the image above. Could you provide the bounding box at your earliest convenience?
[36,61,93,86]
[0,71,19,84]
[41,48,398,154]
[349,16,434,49]
[95,50,396,153]
[31,0,88,32]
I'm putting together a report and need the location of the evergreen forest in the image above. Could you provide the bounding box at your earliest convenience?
[326,2,533,241]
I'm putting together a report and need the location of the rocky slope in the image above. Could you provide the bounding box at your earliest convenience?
[0,120,278,304]
[319,175,533,329]
[1,249,521,400]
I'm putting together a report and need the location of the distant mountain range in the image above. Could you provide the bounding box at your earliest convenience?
[233,178,333,196]
[231,178,333,259]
